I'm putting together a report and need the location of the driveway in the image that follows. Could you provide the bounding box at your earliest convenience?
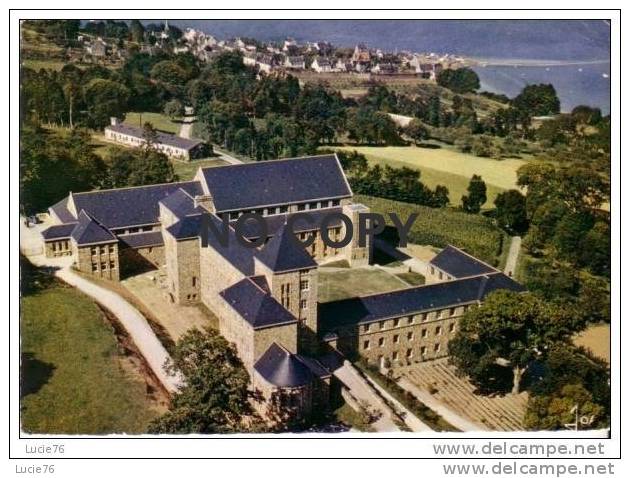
[20,219,183,394]
[503,236,522,277]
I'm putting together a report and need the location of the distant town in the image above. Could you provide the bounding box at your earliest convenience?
[64,21,469,78]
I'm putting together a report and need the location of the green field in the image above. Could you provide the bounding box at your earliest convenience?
[21,276,161,434]
[336,145,528,208]
[124,112,181,134]
[356,194,507,266]
[172,158,231,181]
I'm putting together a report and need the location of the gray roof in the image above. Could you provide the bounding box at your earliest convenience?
[430,245,497,278]
[119,231,164,248]
[106,123,205,151]
[220,278,297,330]
[256,224,317,273]
[165,214,204,240]
[41,223,77,241]
[254,343,313,388]
[49,197,76,223]
[71,181,203,229]
[159,188,204,219]
[71,211,117,245]
[233,207,343,240]
[199,155,352,212]
[319,272,525,333]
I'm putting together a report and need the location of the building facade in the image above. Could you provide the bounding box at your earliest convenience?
[41,154,524,424]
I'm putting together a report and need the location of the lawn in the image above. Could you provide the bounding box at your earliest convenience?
[335,145,528,208]
[172,158,231,181]
[21,277,162,434]
[318,266,408,303]
[356,194,507,266]
[573,323,610,365]
[124,112,181,134]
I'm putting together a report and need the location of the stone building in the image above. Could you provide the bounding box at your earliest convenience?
[41,154,524,424]
[104,118,208,161]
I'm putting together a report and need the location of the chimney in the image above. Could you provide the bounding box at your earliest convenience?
[194,194,215,213]
[110,117,119,126]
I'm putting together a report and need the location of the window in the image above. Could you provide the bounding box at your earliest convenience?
[420,313,427,322]
[449,323,456,333]
[300,280,309,291]
[363,340,370,350]
[406,348,413,358]
[378,337,385,347]
[192,276,197,287]
[279,206,288,214]
[92,263,98,272]
[430,266,435,274]
[332,199,340,207]
[109,260,115,269]
[392,351,399,361]
[421,346,427,356]
[408,316,414,325]
[309,202,319,210]
[393,318,400,327]
[148,247,153,253]
[379,321,385,330]
[101,262,107,270]
[297,204,307,211]
[435,326,442,336]
[300,299,307,310]
[363,324,370,333]
[109,244,115,253]
[434,343,441,352]
[439,271,444,280]
[407,331,414,341]
[229,212,239,221]
[142,226,152,232]
[393,334,400,344]
[421,328,428,338]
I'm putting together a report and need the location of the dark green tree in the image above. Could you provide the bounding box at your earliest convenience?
[512,84,560,117]
[436,67,480,93]
[494,189,528,234]
[461,174,487,213]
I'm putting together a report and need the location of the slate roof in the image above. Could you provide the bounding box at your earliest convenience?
[430,245,497,278]
[255,225,317,273]
[71,181,203,229]
[119,231,164,248]
[220,277,298,329]
[41,223,78,241]
[254,343,313,388]
[159,188,203,218]
[70,211,117,245]
[106,123,205,151]
[49,197,77,223]
[199,155,352,212]
[319,272,526,332]
[165,214,204,240]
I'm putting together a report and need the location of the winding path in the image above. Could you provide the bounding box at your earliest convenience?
[503,236,522,277]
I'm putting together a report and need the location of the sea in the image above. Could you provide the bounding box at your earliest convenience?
[167,19,611,114]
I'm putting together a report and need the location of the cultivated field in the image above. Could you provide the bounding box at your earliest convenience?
[20,281,163,434]
[394,359,528,431]
[337,145,528,207]
[356,194,507,266]
[574,323,611,365]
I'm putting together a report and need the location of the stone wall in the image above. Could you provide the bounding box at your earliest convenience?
[44,239,72,258]
[74,241,120,281]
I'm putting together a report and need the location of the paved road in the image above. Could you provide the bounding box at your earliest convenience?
[397,377,488,432]
[20,219,183,394]
[334,361,401,432]
[503,236,522,278]
[178,116,195,139]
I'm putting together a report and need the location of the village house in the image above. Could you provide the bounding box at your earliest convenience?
[255,54,276,73]
[311,57,332,73]
[104,118,208,161]
[85,37,108,57]
[41,154,524,423]
[284,55,306,70]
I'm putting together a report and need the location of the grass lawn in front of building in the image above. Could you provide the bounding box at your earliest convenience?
[318,266,409,303]
[172,158,231,181]
[20,280,163,434]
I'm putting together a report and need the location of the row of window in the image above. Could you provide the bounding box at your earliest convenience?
[91,260,116,272]
[430,266,452,281]
[361,308,467,333]
[91,244,116,255]
[113,225,155,236]
[51,240,70,252]
[363,324,455,350]
[226,199,342,221]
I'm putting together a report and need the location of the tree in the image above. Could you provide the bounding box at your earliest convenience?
[148,328,262,434]
[512,84,560,117]
[129,19,145,43]
[404,118,429,145]
[525,384,607,431]
[436,67,480,94]
[83,78,129,129]
[448,290,584,394]
[494,189,528,234]
[461,174,487,213]
[163,99,184,119]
